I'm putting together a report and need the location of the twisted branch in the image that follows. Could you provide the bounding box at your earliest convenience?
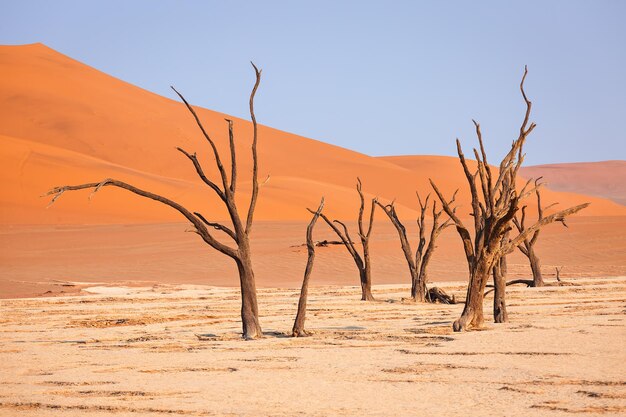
[245,62,262,235]
[45,179,237,258]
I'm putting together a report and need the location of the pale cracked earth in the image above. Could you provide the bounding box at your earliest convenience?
[1,277,625,416]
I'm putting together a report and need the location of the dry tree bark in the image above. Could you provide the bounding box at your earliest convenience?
[430,67,590,331]
[492,231,509,323]
[490,172,512,323]
[375,194,452,301]
[292,198,325,337]
[45,64,266,340]
[318,178,377,301]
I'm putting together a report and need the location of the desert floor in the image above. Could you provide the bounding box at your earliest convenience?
[1,276,625,416]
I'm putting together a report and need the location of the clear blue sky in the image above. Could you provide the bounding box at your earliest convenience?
[2,1,625,164]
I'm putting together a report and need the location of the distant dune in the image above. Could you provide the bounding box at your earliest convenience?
[520,161,626,206]
[1,43,623,225]
[379,155,625,216]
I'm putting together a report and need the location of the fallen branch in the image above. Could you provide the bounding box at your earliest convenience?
[426,287,456,304]
[290,239,352,249]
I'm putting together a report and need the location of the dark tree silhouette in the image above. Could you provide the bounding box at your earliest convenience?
[45,64,266,340]
[555,266,563,282]
[318,179,377,301]
[292,198,325,337]
[375,194,452,301]
[430,67,589,331]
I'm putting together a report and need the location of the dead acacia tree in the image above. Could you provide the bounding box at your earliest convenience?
[318,179,377,301]
[430,67,589,331]
[45,63,265,340]
[375,194,452,301]
[292,198,325,337]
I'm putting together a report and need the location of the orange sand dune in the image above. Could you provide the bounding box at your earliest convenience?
[1,43,623,226]
[0,43,415,224]
[520,161,626,206]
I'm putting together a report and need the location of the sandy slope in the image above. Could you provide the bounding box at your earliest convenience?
[1,43,624,302]
[1,277,625,416]
[520,161,626,206]
[0,43,414,223]
[1,43,623,225]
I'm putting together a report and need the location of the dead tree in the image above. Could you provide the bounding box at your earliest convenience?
[45,64,265,340]
[292,198,324,337]
[430,67,589,331]
[375,194,452,301]
[555,266,563,282]
[318,179,377,301]
[511,178,561,287]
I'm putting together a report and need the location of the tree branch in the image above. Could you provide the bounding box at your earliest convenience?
[313,211,361,264]
[175,147,226,202]
[245,62,262,235]
[503,203,590,254]
[193,211,237,242]
[473,119,493,206]
[375,200,416,271]
[430,179,474,262]
[45,179,238,259]
[456,140,481,235]
[225,118,237,194]
[170,87,230,194]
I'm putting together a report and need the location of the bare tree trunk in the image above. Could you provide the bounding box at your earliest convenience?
[360,248,375,301]
[236,248,262,339]
[453,258,491,331]
[529,249,544,287]
[411,267,426,302]
[292,198,324,337]
[493,253,508,323]
[492,230,509,323]
[415,263,428,301]
[555,266,563,282]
